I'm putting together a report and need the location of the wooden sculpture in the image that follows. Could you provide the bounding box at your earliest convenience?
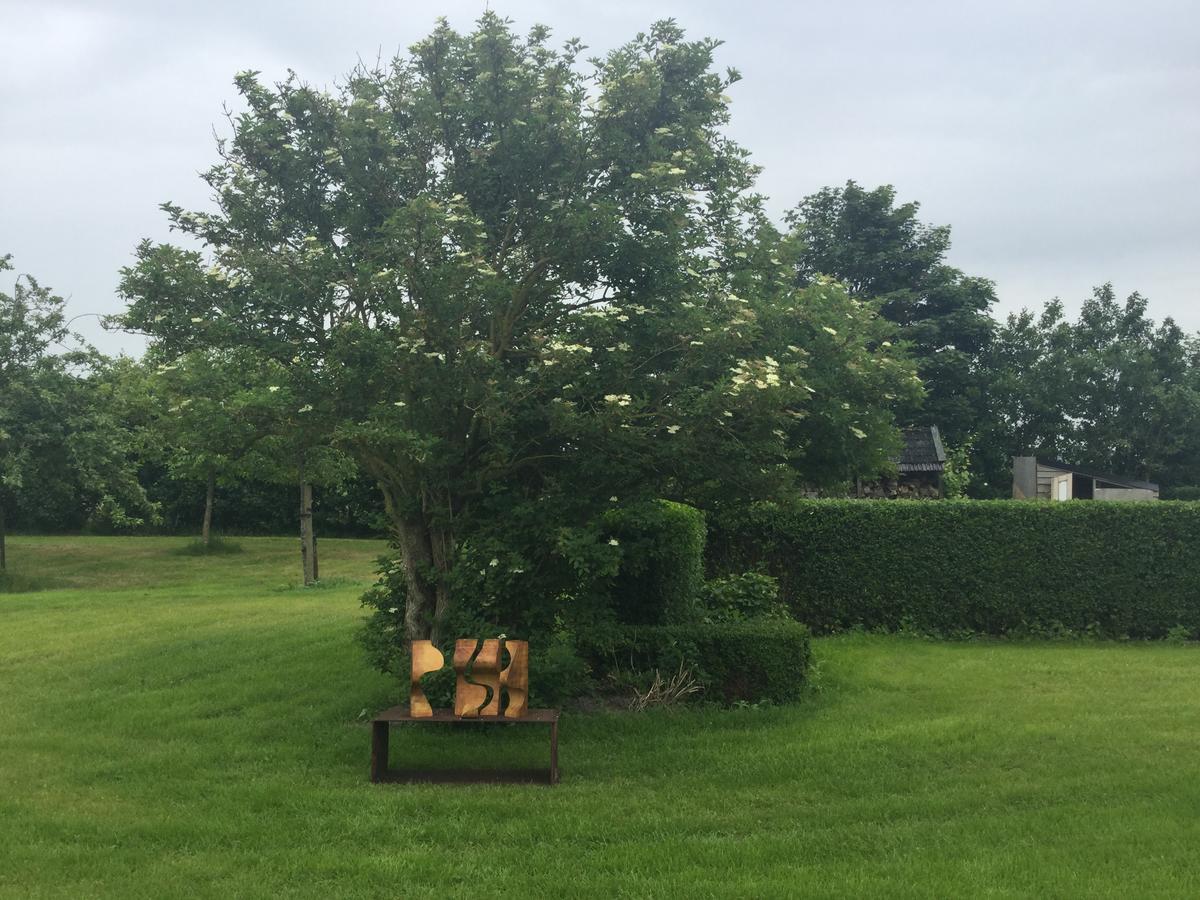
[472,639,502,717]
[409,640,444,718]
[500,639,529,719]
[452,639,488,717]
[429,636,532,719]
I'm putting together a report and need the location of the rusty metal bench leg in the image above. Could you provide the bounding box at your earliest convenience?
[550,719,559,785]
[371,720,389,783]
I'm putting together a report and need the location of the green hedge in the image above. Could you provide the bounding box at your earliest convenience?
[605,500,706,625]
[710,500,1200,638]
[581,620,812,704]
[1161,485,1200,502]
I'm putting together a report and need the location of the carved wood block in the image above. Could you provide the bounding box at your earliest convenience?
[409,640,444,718]
[501,639,529,718]
[453,639,487,717]
[474,639,502,717]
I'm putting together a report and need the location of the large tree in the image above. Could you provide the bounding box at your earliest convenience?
[119,16,917,638]
[786,181,996,446]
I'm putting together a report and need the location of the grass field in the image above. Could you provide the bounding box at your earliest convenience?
[3,536,1200,898]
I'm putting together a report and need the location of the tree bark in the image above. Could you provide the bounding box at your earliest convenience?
[363,460,455,642]
[201,470,215,547]
[395,514,439,640]
[300,480,317,585]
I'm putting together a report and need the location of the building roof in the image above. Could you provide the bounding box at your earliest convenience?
[896,425,947,473]
[1038,459,1159,492]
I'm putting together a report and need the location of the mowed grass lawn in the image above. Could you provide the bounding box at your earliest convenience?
[2,537,1200,898]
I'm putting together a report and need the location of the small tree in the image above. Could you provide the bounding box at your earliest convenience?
[142,349,288,547]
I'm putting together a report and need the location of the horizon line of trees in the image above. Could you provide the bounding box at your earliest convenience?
[5,17,1200,626]
[7,184,1190,535]
[7,183,1197,547]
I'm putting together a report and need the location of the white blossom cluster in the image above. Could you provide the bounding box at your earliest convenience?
[728,356,781,393]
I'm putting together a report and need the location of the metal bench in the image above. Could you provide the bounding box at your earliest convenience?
[370,707,560,785]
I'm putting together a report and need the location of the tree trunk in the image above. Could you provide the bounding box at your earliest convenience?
[395,515,439,640]
[0,497,7,572]
[367,467,455,642]
[300,480,317,585]
[201,470,215,547]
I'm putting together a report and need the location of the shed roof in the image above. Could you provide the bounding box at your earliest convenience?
[897,425,947,473]
[1038,459,1158,492]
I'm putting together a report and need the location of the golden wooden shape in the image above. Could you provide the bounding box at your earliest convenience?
[453,639,488,717]
[474,639,502,717]
[409,640,444,718]
[501,639,529,718]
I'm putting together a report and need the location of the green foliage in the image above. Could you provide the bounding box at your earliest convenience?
[1162,485,1200,501]
[1164,624,1194,645]
[528,631,593,708]
[144,469,386,538]
[358,500,707,685]
[0,257,155,542]
[606,500,706,625]
[357,552,409,676]
[712,499,1200,638]
[940,438,973,499]
[698,571,788,623]
[132,349,356,540]
[356,498,796,707]
[977,285,1200,496]
[118,15,919,638]
[582,620,812,705]
[786,181,996,447]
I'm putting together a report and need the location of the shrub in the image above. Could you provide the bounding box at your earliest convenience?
[710,499,1200,638]
[698,571,789,623]
[581,620,812,705]
[604,500,706,625]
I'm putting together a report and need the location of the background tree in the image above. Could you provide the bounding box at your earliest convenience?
[119,16,917,638]
[785,181,996,449]
[0,256,153,570]
[246,399,357,583]
[142,349,286,547]
[978,285,1200,492]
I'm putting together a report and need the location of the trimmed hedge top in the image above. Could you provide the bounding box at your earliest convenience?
[711,499,1200,638]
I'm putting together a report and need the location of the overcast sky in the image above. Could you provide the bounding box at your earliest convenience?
[2,0,1197,355]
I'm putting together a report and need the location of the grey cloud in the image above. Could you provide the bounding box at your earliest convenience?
[2,0,1196,354]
